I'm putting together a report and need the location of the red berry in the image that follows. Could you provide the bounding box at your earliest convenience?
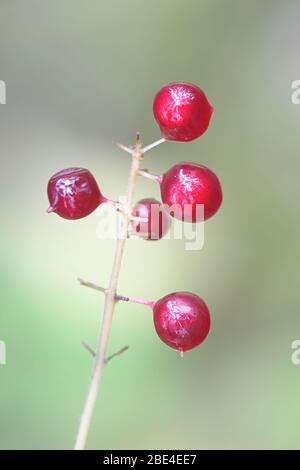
[131,198,170,241]
[153,292,211,352]
[47,167,106,220]
[153,82,214,142]
[160,162,222,222]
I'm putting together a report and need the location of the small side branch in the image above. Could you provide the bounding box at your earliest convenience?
[115,142,133,155]
[78,278,107,294]
[105,345,129,364]
[81,341,129,364]
[116,136,166,156]
[81,341,96,357]
[78,278,154,308]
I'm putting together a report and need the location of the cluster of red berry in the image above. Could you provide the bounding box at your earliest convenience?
[47,83,222,353]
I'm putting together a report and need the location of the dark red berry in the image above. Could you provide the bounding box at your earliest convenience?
[131,198,170,241]
[153,82,214,142]
[47,167,106,220]
[153,292,211,352]
[160,162,222,222]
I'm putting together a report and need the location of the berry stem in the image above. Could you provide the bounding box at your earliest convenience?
[105,199,122,207]
[78,277,153,306]
[130,215,148,223]
[74,133,143,450]
[116,207,148,223]
[142,137,166,153]
[138,169,162,184]
[116,295,155,308]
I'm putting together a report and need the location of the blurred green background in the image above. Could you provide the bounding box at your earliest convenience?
[1,0,300,450]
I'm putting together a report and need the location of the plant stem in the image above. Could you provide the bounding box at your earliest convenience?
[78,278,107,294]
[117,295,155,308]
[105,345,129,364]
[115,142,133,155]
[78,278,154,307]
[142,137,166,153]
[81,341,129,363]
[138,169,162,184]
[81,340,97,357]
[74,133,143,450]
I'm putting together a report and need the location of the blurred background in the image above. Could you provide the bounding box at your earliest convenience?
[0,0,300,450]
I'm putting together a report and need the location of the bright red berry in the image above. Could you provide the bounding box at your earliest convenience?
[153,82,214,142]
[47,167,106,220]
[153,292,211,352]
[160,162,222,222]
[131,198,170,241]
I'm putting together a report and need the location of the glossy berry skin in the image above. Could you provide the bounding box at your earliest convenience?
[160,162,222,223]
[153,82,214,142]
[153,292,211,352]
[131,198,170,241]
[47,167,106,220]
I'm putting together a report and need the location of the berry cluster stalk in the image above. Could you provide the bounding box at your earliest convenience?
[46,82,218,449]
[74,134,143,450]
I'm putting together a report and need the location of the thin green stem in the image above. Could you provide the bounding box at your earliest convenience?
[74,134,143,450]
